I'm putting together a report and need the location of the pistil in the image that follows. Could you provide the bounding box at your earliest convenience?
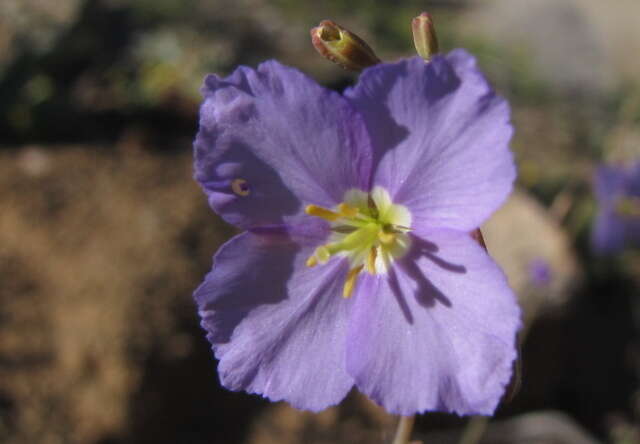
[304,187,412,298]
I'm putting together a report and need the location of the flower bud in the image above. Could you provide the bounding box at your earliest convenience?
[310,20,381,71]
[412,12,439,61]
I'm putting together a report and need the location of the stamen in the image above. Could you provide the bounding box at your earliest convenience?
[306,256,318,267]
[378,231,396,245]
[343,265,364,298]
[366,247,377,274]
[305,187,412,283]
[367,194,379,218]
[331,225,358,234]
[336,223,379,252]
[337,203,359,218]
[305,204,341,221]
[314,246,331,264]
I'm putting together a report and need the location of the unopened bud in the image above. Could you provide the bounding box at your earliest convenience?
[412,12,439,61]
[310,20,381,71]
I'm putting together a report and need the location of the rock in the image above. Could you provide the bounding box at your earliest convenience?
[481,189,581,326]
[459,0,640,94]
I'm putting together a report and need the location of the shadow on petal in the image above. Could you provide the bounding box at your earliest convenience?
[399,258,454,309]
[347,58,461,188]
[388,267,414,324]
[388,235,468,319]
[197,231,301,345]
[346,64,410,180]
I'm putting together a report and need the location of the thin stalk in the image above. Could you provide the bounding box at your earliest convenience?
[392,415,416,444]
[457,416,488,444]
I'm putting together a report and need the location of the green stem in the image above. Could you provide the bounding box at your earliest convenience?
[392,415,416,444]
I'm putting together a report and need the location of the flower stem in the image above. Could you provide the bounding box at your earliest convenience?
[457,416,488,444]
[392,415,416,444]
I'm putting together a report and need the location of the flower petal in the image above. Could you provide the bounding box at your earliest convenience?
[345,50,515,232]
[194,230,354,411]
[194,61,373,229]
[346,231,520,415]
[592,166,627,253]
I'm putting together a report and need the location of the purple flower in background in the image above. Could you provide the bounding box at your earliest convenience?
[193,49,520,415]
[528,258,552,287]
[593,163,640,254]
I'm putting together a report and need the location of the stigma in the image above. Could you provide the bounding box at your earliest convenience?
[305,187,412,298]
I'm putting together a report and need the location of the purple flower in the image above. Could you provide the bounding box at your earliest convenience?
[193,49,520,416]
[593,162,640,254]
[528,258,552,287]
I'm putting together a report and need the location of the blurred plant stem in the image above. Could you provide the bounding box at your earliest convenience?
[457,416,488,444]
[392,415,416,444]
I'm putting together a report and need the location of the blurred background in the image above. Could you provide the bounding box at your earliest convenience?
[1,0,640,443]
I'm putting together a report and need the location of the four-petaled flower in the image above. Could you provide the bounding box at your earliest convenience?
[193,49,520,415]
[593,162,640,254]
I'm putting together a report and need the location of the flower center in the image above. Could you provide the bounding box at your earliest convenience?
[305,186,412,298]
[615,195,640,219]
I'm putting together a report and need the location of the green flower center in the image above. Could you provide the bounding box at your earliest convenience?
[615,196,640,219]
[305,186,412,298]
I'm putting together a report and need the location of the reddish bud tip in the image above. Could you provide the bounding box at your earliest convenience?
[310,20,381,71]
[412,12,439,61]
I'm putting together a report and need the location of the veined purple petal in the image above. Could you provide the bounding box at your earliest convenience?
[346,230,520,415]
[194,231,354,411]
[345,50,515,232]
[194,61,373,230]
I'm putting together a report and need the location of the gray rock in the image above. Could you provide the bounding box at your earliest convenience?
[481,189,581,326]
[459,0,640,94]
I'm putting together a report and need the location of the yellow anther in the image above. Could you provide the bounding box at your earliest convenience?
[337,203,358,218]
[378,231,396,245]
[305,204,341,221]
[342,265,364,298]
[305,187,412,282]
[231,178,250,196]
[306,256,318,268]
[314,246,331,264]
[366,247,377,274]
